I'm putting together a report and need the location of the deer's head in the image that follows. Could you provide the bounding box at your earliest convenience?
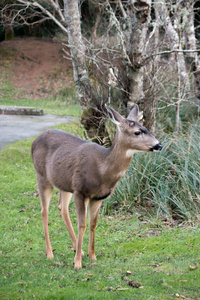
[106,105,162,154]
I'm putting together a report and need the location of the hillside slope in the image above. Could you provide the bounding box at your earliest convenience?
[0,38,73,98]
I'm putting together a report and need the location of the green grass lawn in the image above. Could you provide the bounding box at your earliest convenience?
[0,76,81,116]
[0,124,200,300]
[0,69,200,299]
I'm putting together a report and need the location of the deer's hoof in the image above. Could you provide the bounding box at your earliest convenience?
[88,253,97,261]
[46,251,54,260]
[74,260,82,270]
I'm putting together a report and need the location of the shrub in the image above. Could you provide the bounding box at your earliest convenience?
[104,123,200,221]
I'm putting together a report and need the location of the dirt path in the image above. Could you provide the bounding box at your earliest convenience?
[0,38,77,148]
[0,37,73,98]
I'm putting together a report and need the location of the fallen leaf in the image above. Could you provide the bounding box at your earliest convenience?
[82,278,90,282]
[33,191,39,197]
[24,239,32,247]
[151,263,163,268]
[128,281,141,288]
[189,265,198,270]
[179,280,188,283]
[126,271,132,275]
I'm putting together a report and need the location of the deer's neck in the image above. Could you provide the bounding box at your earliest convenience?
[103,131,133,178]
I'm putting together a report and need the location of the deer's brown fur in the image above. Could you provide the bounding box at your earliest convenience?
[31,105,162,269]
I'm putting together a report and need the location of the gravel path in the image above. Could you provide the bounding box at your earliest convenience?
[0,114,77,148]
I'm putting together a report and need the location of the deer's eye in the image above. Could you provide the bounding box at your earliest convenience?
[134,131,141,136]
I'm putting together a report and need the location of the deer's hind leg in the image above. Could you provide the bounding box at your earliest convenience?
[37,176,53,259]
[88,199,103,261]
[74,192,89,270]
[58,191,82,254]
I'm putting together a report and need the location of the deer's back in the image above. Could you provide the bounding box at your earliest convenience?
[31,129,109,194]
[31,129,87,177]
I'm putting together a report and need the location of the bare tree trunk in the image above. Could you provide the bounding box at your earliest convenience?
[154,0,160,65]
[157,0,189,88]
[175,45,182,133]
[195,69,200,117]
[92,2,101,41]
[63,0,91,108]
[126,0,151,109]
[156,0,190,131]
[148,0,161,134]
[183,0,200,116]
[122,0,154,130]
[63,0,109,144]
[4,7,14,40]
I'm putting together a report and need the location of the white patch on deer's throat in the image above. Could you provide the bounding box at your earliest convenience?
[126,149,141,158]
[118,170,126,178]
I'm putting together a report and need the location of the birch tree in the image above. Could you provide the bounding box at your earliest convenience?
[63,0,109,142]
[182,0,200,116]
[1,0,200,135]
[126,0,151,107]
[63,0,91,108]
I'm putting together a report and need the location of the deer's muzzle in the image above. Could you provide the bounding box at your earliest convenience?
[150,143,162,152]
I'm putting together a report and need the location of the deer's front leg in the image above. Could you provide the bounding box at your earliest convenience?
[88,199,103,261]
[74,192,88,270]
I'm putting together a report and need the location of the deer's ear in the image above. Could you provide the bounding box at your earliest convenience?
[127,105,142,122]
[105,105,124,125]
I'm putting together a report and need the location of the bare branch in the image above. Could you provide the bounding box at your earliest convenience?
[17,0,68,34]
[118,0,127,19]
[106,0,132,66]
[62,47,72,60]
[145,48,200,61]
[48,0,65,22]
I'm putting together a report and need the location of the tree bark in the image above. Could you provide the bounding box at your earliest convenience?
[64,0,109,144]
[63,0,91,108]
[155,0,190,131]
[122,0,152,128]
[182,1,200,116]
[126,0,151,107]
[4,7,14,40]
[159,0,189,88]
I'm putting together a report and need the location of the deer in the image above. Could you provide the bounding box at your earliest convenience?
[31,105,162,270]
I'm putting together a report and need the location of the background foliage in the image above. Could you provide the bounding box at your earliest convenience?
[0,0,200,220]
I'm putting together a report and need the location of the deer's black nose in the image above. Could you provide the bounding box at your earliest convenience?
[150,143,162,151]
